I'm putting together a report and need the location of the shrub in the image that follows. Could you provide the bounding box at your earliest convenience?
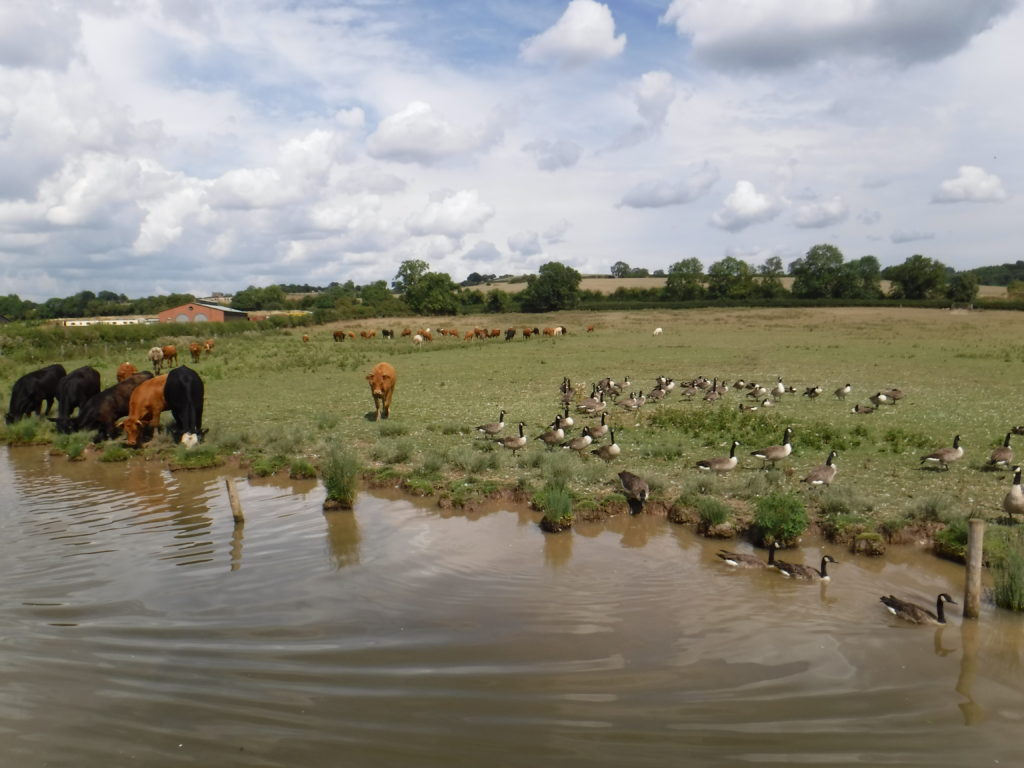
[696,497,731,533]
[322,445,360,509]
[536,482,573,530]
[372,439,414,464]
[289,458,317,479]
[3,416,44,445]
[753,492,808,546]
[54,431,90,460]
[993,535,1024,611]
[98,444,132,462]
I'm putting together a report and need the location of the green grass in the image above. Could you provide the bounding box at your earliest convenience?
[321,444,360,509]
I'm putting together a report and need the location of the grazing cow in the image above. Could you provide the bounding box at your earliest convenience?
[505,328,516,341]
[161,345,178,369]
[333,330,346,342]
[367,362,397,421]
[148,346,164,373]
[543,327,556,336]
[586,325,595,332]
[558,326,567,335]
[203,339,215,355]
[360,330,376,339]
[122,374,169,447]
[165,366,205,447]
[189,342,203,363]
[52,366,102,434]
[116,362,138,382]
[653,327,663,336]
[347,331,355,339]
[5,364,67,424]
[412,334,424,345]
[382,329,394,339]
[302,334,310,343]
[489,328,501,338]
[401,328,412,337]
[76,372,153,441]
[522,327,533,339]
[464,330,475,341]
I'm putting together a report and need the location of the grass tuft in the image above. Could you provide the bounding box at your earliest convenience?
[322,444,360,509]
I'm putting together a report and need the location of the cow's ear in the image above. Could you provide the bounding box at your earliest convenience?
[366,373,373,381]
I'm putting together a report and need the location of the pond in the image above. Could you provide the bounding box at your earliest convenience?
[1,445,1022,767]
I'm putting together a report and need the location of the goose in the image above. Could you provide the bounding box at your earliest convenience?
[773,376,786,398]
[561,426,593,454]
[591,429,620,461]
[738,403,758,412]
[495,421,527,454]
[617,470,649,514]
[646,386,666,403]
[988,432,1014,468]
[588,412,609,440]
[535,417,564,449]
[775,554,838,581]
[760,398,775,408]
[802,385,822,398]
[576,386,601,412]
[868,391,890,407]
[1003,466,1024,522]
[920,434,963,470]
[703,388,721,403]
[717,541,778,569]
[747,385,768,400]
[618,392,642,411]
[880,593,957,625]
[555,405,574,431]
[851,403,875,415]
[834,383,851,400]
[750,427,793,469]
[696,439,741,474]
[882,387,905,404]
[578,392,606,416]
[475,409,506,436]
[802,450,838,486]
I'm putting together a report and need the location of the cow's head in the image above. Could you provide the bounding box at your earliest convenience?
[119,417,142,447]
[366,369,393,397]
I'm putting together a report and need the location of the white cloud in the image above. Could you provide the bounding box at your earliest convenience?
[793,196,849,228]
[0,1,81,70]
[611,70,679,149]
[520,0,626,67]
[508,230,543,257]
[932,165,1008,203]
[891,230,935,244]
[209,167,296,210]
[366,101,502,164]
[523,138,581,171]
[406,189,495,238]
[463,240,503,262]
[619,163,719,209]
[544,219,571,244]
[710,181,783,232]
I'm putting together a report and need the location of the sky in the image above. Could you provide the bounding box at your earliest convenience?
[0,0,1021,301]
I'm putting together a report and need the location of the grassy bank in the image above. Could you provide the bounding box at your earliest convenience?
[3,306,1023,559]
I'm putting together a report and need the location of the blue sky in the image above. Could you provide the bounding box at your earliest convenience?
[0,0,1021,300]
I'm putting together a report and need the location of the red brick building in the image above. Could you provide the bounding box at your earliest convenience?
[157,302,249,324]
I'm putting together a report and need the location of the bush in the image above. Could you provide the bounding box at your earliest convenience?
[289,458,317,479]
[54,431,90,460]
[322,445,360,509]
[993,536,1024,611]
[536,482,573,531]
[697,497,730,528]
[753,492,808,546]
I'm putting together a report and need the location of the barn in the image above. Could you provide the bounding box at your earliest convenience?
[157,302,249,324]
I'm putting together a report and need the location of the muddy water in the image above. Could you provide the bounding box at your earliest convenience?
[2,446,1023,767]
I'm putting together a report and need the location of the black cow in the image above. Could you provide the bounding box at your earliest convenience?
[52,366,101,434]
[165,366,205,446]
[75,372,153,441]
[5,364,66,424]
[382,329,394,339]
[505,328,516,341]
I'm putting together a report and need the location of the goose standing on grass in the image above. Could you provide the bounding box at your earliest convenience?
[576,386,600,413]
[802,450,838,487]
[591,429,620,461]
[555,405,574,431]
[617,470,649,514]
[588,412,609,440]
[834,383,852,400]
[1003,466,1024,522]
[561,426,593,455]
[920,434,963,471]
[535,417,564,450]
[880,593,957,625]
[716,541,777,569]
[869,391,890,408]
[476,410,506,437]
[988,432,1014,468]
[775,554,838,581]
[773,376,786,399]
[750,427,793,469]
[579,392,606,416]
[496,422,528,455]
[696,439,741,474]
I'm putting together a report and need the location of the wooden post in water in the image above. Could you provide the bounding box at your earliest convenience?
[226,478,245,525]
[963,517,984,619]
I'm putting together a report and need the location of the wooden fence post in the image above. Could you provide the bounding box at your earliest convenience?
[226,477,245,525]
[963,517,985,619]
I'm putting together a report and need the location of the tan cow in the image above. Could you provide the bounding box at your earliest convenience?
[367,362,396,421]
[121,374,169,447]
[189,342,203,363]
[116,361,138,382]
[161,345,178,368]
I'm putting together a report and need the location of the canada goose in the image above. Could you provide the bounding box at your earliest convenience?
[747,385,768,400]
[476,409,506,436]
[703,388,721,403]
[880,593,957,625]
[495,421,527,454]
[802,386,822,398]
[619,392,642,411]
[1003,466,1024,521]
[750,427,793,469]
[696,439,741,474]
[535,417,564,449]
[591,429,620,461]
[738,403,758,412]
[920,434,963,470]
[988,432,1014,468]
[617,470,649,514]
[882,387,905,404]
[868,391,890,408]
[716,541,777,569]
[681,385,699,399]
[555,405,574,431]
[588,412,609,440]
[802,450,838,486]
[760,398,775,408]
[646,386,666,402]
[579,392,606,415]
[576,385,600,412]
[851,403,875,415]
[834,383,851,400]
[775,554,838,581]
[561,426,593,454]
[773,376,785,398]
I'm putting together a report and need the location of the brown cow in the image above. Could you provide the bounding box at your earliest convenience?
[360,330,376,339]
[121,374,169,447]
[302,334,310,343]
[203,339,215,355]
[367,362,396,421]
[401,328,412,337]
[464,330,474,341]
[116,362,138,382]
[161,345,178,368]
[189,342,203,363]
[333,330,346,342]
[522,328,533,339]
[586,325,595,332]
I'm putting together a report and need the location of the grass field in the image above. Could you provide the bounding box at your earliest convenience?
[3,306,1023,555]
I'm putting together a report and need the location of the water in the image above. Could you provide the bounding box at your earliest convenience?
[2,445,1023,767]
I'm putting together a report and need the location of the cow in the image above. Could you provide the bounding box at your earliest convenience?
[302,334,310,343]
[522,328,533,339]
[400,328,412,337]
[653,327,663,336]
[586,325,595,332]
[360,330,376,339]
[116,362,138,382]
[75,372,153,441]
[367,362,396,421]
[333,330,346,342]
[148,346,164,373]
[121,374,169,447]
[489,328,501,338]
[464,330,474,341]
[164,365,205,448]
[543,327,557,336]
[52,366,101,434]
[412,334,424,346]
[161,345,178,369]
[382,329,394,339]
[5,364,66,424]
[189,342,203,363]
[203,339,215,355]
[505,328,516,341]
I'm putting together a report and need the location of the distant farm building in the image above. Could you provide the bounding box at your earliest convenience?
[60,316,155,327]
[157,302,249,324]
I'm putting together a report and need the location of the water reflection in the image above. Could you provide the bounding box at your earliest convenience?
[543,528,572,569]
[323,510,360,569]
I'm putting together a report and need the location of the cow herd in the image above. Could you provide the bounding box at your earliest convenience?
[5,356,206,449]
[329,325,569,343]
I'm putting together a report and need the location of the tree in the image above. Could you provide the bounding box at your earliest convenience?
[706,256,755,300]
[885,254,948,300]
[360,280,392,307]
[947,271,979,303]
[610,261,632,278]
[756,256,787,299]
[485,288,516,313]
[789,244,845,298]
[392,259,429,293]
[836,255,883,299]
[403,271,461,315]
[520,261,582,312]
[664,258,705,300]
